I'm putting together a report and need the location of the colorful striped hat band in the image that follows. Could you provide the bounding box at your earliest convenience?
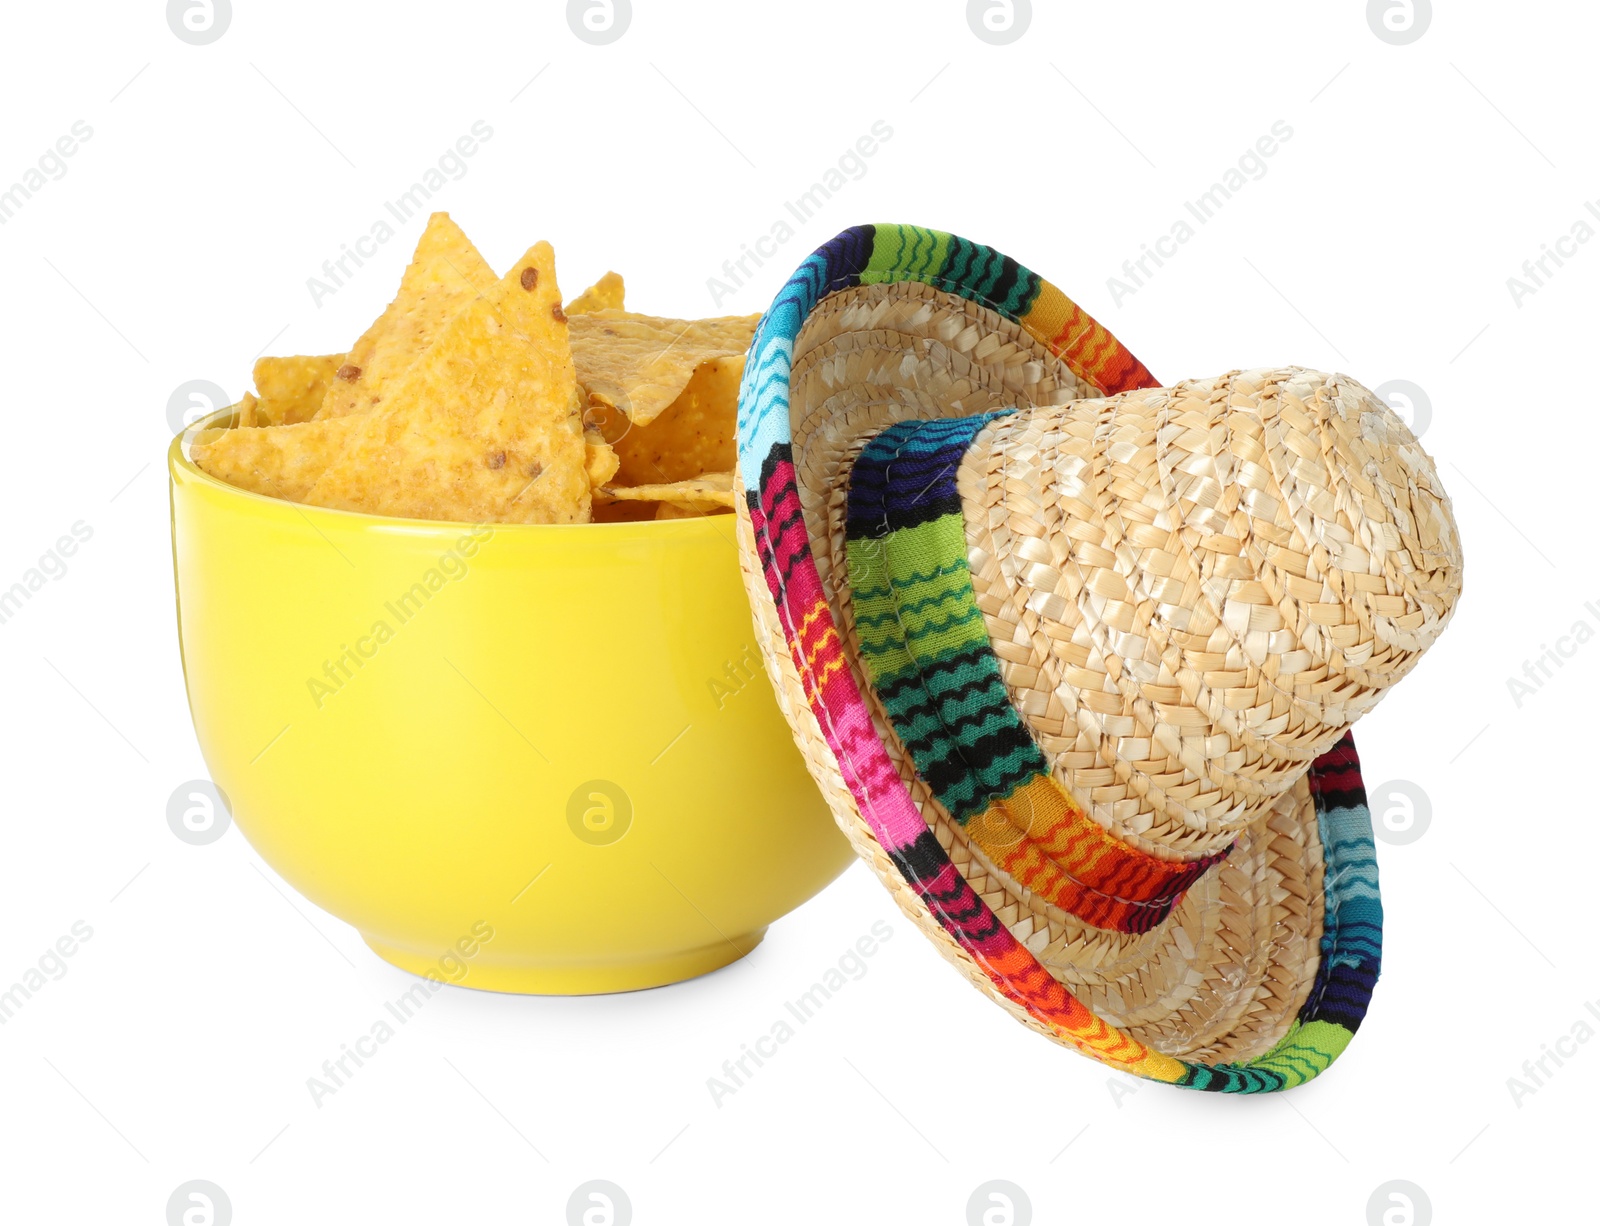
[845,414,1229,936]
[734,225,1462,1092]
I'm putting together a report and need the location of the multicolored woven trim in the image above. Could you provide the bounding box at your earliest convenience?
[736,223,1383,1091]
[844,415,1229,935]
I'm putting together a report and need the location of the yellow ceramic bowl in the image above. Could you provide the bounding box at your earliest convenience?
[168,412,852,993]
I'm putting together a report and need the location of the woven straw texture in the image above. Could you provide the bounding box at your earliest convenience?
[734,224,1462,1091]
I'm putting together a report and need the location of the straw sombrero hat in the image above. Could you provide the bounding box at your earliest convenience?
[734,224,1462,1093]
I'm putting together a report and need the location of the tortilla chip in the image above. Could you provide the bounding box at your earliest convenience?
[253,354,344,425]
[234,393,261,429]
[305,241,588,524]
[566,271,625,315]
[655,500,729,520]
[600,471,735,508]
[589,355,741,486]
[314,212,496,421]
[571,311,757,427]
[585,434,620,489]
[192,415,368,503]
[590,497,660,524]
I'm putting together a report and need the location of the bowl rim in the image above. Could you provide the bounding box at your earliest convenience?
[169,407,738,536]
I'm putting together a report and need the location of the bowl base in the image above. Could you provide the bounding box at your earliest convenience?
[360,930,767,995]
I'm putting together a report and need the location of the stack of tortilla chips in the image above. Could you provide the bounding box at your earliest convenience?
[193,213,753,524]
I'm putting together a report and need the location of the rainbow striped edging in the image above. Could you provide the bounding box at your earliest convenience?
[735,224,1382,1092]
[844,414,1231,935]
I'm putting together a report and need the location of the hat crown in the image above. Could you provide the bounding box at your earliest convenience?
[963,366,1462,852]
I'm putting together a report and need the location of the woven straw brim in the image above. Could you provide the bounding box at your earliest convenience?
[737,278,1434,1069]
[732,256,1465,1075]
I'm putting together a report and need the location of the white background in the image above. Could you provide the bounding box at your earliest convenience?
[1,2,1593,1222]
